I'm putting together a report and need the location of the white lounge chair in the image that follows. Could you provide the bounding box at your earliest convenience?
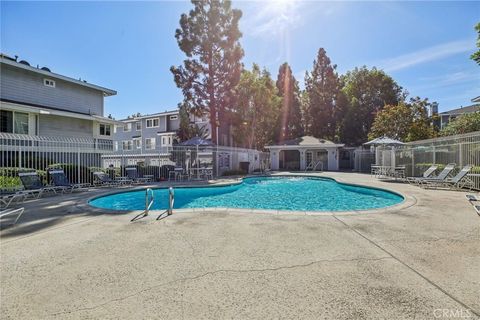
[406,165,438,185]
[0,207,25,225]
[416,163,456,187]
[422,165,474,190]
[1,192,27,209]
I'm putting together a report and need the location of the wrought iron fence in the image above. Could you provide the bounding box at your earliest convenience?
[0,133,269,192]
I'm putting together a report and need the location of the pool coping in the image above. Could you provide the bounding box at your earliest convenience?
[84,174,415,217]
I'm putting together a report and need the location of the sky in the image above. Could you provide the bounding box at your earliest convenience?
[1,1,479,119]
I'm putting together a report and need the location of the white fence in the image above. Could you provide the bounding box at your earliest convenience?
[0,133,269,192]
[355,131,480,189]
[394,131,480,189]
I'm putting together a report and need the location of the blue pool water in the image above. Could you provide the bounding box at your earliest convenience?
[89,176,404,212]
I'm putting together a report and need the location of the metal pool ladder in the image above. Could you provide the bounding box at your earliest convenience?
[167,187,174,215]
[144,188,154,216]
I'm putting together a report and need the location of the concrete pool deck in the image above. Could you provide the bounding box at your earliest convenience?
[1,172,479,319]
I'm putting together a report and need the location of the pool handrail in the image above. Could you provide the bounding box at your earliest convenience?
[144,188,154,216]
[168,187,174,215]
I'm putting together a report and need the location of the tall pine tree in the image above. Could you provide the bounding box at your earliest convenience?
[304,48,340,140]
[171,0,244,145]
[276,63,303,142]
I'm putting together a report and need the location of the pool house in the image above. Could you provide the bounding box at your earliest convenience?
[266,136,345,171]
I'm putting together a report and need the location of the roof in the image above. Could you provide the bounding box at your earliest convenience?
[266,136,344,149]
[439,104,480,116]
[472,96,480,103]
[119,110,179,122]
[0,55,117,96]
[1,99,121,124]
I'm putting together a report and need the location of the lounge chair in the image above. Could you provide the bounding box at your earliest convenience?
[93,172,122,187]
[1,192,27,209]
[125,167,150,184]
[416,163,456,187]
[48,169,91,192]
[474,204,480,216]
[0,207,25,225]
[421,165,474,190]
[18,172,66,197]
[466,194,479,202]
[406,165,438,184]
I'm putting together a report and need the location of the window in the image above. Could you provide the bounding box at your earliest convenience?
[136,121,142,131]
[161,135,172,146]
[123,123,132,132]
[0,110,29,134]
[99,123,111,136]
[145,138,155,150]
[44,79,55,88]
[133,138,141,149]
[122,140,133,151]
[169,115,178,120]
[146,118,159,128]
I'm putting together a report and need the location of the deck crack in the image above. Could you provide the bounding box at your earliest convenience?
[49,256,392,317]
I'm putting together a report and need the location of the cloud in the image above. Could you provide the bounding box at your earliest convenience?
[379,39,475,72]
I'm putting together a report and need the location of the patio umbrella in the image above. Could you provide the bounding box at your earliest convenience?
[364,136,405,168]
[178,136,215,146]
[177,136,215,179]
[364,136,405,146]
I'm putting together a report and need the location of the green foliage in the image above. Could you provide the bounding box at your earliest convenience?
[339,66,404,145]
[171,0,244,144]
[231,64,282,149]
[176,103,210,142]
[221,169,246,176]
[275,62,303,141]
[440,112,480,136]
[471,22,480,65]
[0,167,47,190]
[304,48,340,140]
[368,97,437,142]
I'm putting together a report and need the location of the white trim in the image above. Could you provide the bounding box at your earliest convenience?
[146,118,159,128]
[1,57,116,96]
[43,78,55,88]
[0,101,119,124]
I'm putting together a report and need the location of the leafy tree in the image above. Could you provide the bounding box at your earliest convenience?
[304,48,340,140]
[471,22,480,65]
[339,66,404,145]
[368,103,412,140]
[171,0,244,145]
[275,62,303,142]
[368,97,437,142]
[440,112,480,136]
[231,64,281,149]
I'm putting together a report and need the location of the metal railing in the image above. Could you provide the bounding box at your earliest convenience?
[394,131,480,189]
[0,133,270,193]
[168,187,174,215]
[144,188,154,216]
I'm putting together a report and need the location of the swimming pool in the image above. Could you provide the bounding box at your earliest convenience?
[89,176,404,212]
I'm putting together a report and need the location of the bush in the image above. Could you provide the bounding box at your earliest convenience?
[221,169,246,176]
[0,167,46,191]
